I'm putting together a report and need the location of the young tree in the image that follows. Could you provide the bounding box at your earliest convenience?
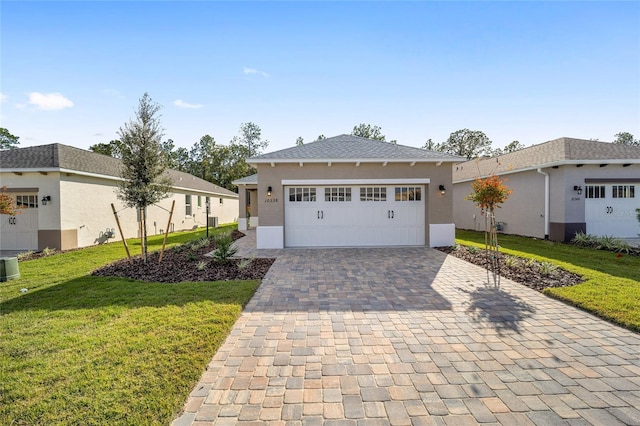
[613,132,639,146]
[441,129,493,159]
[116,93,172,263]
[0,186,22,216]
[0,128,20,150]
[465,175,512,285]
[351,123,386,141]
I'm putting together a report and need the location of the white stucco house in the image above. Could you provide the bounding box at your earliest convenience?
[0,143,239,252]
[233,134,465,249]
[453,138,640,242]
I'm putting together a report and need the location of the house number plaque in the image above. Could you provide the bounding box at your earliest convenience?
[264,198,279,203]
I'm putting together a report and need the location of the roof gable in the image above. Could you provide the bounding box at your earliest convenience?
[249,134,464,163]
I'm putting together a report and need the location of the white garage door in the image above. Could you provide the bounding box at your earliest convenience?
[585,183,639,238]
[0,194,39,251]
[285,185,425,247]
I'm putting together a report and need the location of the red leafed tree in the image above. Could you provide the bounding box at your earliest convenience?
[465,175,512,285]
[0,186,22,216]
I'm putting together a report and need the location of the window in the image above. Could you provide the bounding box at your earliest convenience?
[185,194,192,216]
[585,185,605,199]
[395,187,422,201]
[325,187,351,202]
[289,187,317,202]
[360,187,387,202]
[15,195,38,208]
[197,196,201,207]
[612,185,635,199]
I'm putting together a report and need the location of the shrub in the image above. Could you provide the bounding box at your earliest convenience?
[538,262,558,275]
[212,232,238,262]
[238,257,254,271]
[196,260,207,271]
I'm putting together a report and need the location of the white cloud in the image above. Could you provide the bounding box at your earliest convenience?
[0,93,8,103]
[28,92,74,110]
[174,99,204,109]
[243,67,270,77]
[103,89,125,99]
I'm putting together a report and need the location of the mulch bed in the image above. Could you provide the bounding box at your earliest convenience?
[92,230,275,282]
[436,245,584,292]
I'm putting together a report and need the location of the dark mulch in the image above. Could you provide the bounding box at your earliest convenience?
[92,230,275,283]
[437,245,584,292]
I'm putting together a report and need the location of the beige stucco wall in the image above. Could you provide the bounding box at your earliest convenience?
[255,161,454,243]
[454,170,546,239]
[59,174,238,248]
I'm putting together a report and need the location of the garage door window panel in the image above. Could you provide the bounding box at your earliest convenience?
[325,187,351,202]
[360,187,386,202]
[585,185,605,199]
[612,185,634,198]
[395,187,421,201]
[16,195,38,209]
[289,187,316,202]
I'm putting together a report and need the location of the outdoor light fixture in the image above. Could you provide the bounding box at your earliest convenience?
[438,185,446,195]
[573,185,582,195]
[41,195,51,205]
[267,186,272,197]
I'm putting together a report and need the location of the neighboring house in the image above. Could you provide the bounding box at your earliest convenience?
[234,134,464,249]
[0,143,239,251]
[453,137,640,242]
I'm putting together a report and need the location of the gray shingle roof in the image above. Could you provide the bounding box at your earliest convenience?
[0,143,237,197]
[232,173,258,185]
[453,137,640,182]
[249,134,465,162]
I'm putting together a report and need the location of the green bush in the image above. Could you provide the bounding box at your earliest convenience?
[212,232,238,262]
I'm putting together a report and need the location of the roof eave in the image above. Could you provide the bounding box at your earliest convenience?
[249,157,464,166]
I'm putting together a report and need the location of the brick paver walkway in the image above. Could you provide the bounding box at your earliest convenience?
[174,231,640,425]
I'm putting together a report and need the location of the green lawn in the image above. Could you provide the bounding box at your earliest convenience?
[455,229,640,332]
[0,225,260,426]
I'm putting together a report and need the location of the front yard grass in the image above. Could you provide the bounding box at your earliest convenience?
[455,229,640,332]
[0,225,260,425]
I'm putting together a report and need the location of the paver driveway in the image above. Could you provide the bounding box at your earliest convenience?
[174,233,640,425]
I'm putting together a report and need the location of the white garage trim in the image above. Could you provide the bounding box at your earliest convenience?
[429,223,456,247]
[256,226,284,249]
[282,178,430,185]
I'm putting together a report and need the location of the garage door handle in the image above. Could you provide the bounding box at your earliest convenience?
[387,210,390,219]
[391,210,394,219]
[317,210,320,219]
[321,210,324,219]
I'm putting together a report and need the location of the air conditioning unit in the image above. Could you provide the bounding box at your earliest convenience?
[208,217,218,228]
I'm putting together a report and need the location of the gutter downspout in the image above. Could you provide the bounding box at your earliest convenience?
[537,168,550,240]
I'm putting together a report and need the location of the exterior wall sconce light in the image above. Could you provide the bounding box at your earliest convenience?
[41,195,51,205]
[267,186,272,197]
[573,185,582,195]
[438,185,446,195]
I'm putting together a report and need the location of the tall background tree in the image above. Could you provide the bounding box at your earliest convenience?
[439,129,493,159]
[231,122,269,157]
[116,93,172,263]
[0,128,20,150]
[295,136,304,146]
[89,140,123,158]
[351,123,386,141]
[492,140,526,156]
[613,132,639,146]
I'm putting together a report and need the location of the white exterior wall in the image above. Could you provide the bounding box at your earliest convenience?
[0,171,62,230]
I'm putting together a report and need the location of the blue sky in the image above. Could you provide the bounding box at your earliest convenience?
[2,1,639,153]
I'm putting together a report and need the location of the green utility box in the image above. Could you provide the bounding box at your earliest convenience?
[0,257,20,282]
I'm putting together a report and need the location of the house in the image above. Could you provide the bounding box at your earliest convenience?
[453,137,640,242]
[233,134,464,249]
[0,143,239,252]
